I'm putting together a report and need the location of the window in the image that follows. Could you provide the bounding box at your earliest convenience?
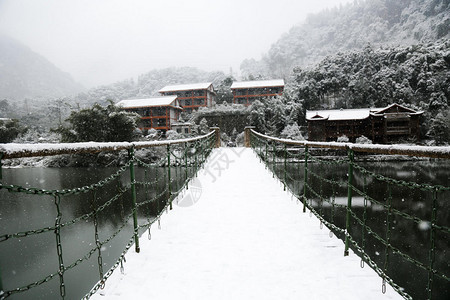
[254,88,264,95]
[387,121,409,128]
[184,128,189,134]
[194,90,204,97]
[176,128,181,133]
[236,89,247,96]
[184,99,192,106]
[153,107,165,116]
[179,91,191,97]
[238,98,247,105]
[157,118,166,127]
[195,98,205,106]
[142,119,151,127]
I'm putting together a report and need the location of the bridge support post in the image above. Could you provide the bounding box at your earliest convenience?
[167,144,173,210]
[283,144,287,191]
[244,126,255,148]
[128,147,140,253]
[0,153,3,184]
[264,140,268,164]
[184,143,188,186]
[427,188,438,299]
[210,127,221,148]
[302,146,308,213]
[0,265,3,297]
[344,148,354,256]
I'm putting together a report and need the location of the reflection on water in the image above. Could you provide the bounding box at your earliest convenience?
[1,160,448,299]
[0,165,190,299]
[271,159,450,300]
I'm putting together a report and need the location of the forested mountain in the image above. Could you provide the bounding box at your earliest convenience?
[73,67,227,106]
[244,40,449,144]
[287,40,449,111]
[0,35,83,100]
[279,40,449,142]
[241,0,450,79]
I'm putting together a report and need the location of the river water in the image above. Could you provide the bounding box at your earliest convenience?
[0,165,191,300]
[270,159,449,300]
[0,161,449,299]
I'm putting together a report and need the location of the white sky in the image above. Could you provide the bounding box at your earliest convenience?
[0,0,353,87]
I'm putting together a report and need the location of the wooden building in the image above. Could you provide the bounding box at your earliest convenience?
[230,79,284,106]
[159,82,215,114]
[171,122,193,135]
[306,103,423,143]
[117,96,182,132]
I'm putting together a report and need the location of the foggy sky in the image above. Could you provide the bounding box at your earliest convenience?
[0,0,353,87]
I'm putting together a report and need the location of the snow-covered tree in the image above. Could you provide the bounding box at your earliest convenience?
[248,100,266,132]
[427,109,450,144]
[280,123,304,140]
[145,128,159,140]
[337,135,349,143]
[199,118,209,134]
[0,119,27,143]
[215,76,234,104]
[241,0,450,79]
[54,101,139,142]
[266,98,287,136]
[166,130,182,140]
[355,135,373,144]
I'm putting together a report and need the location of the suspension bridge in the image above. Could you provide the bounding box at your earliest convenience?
[0,128,449,299]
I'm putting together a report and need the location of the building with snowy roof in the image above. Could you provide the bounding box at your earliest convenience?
[230,79,284,106]
[171,121,194,135]
[159,82,215,114]
[117,96,182,132]
[306,103,423,143]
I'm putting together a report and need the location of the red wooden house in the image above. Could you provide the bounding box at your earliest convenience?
[159,82,215,114]
[231,79,284,106]
[117,96,182,132]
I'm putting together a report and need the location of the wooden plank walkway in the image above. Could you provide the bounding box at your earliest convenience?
[92,148,402,299]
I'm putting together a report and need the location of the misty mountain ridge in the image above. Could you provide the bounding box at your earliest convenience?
[240,0,450,79]
[2,0,448,106]
[86,0,449,106]
[0,35,83,101]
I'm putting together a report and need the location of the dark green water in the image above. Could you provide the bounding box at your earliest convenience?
[0,165,191,299]
[0,160,448,299]
[269,159,450,300]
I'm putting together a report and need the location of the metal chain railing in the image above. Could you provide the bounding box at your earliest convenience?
[249,129,450,300]
[0,130,217,299]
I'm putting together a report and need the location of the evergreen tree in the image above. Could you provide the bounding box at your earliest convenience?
[427,109,450,144]
[0,119,27,143]
[199,118,209,134]
[280,123,304,140]
[266,98,286,135]
[248,100,266,132]
[215,76,235,104]
[54,100,139,142]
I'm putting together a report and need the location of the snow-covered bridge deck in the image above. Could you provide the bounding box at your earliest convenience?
[93,148,401,300]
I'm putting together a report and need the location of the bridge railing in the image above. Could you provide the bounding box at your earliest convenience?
[0,130,217,299]
[249,129,450,300]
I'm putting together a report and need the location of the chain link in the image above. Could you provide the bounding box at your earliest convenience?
[250,130,450,300]
[0,133,215,299]
[54,195,66,299]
